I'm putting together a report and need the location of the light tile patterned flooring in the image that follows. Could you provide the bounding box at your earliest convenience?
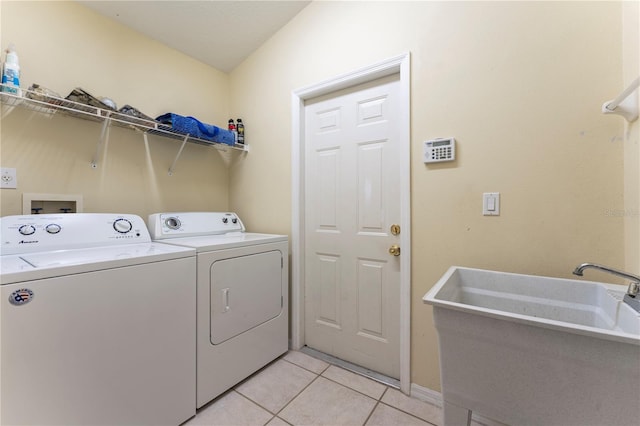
[184,350,446,426]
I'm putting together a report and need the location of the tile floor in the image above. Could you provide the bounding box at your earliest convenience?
[183,350,476,426]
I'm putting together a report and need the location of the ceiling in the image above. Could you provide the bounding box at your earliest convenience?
[78,1,312,73]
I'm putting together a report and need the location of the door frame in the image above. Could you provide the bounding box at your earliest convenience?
[291,53,411,394]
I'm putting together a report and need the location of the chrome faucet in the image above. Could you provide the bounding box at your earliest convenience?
[573,263,640,313]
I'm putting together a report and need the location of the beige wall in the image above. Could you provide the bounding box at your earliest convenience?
[623,1,640,272]
[229,1,628,391]
[0,1,231,217]
[0,0,634,394]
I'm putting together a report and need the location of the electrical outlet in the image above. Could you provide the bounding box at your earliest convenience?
[1,167,17,189]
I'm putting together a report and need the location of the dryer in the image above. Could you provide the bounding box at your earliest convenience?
[0,214,196,426]
[148,212,288,408]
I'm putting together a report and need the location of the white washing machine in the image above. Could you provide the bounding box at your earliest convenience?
[0,213,197,426]
[147,212,288,408]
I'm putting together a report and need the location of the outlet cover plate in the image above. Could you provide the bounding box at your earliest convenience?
[1,168,17,189]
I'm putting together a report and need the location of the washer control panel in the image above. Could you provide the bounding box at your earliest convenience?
[148,212,245,240]
[1,213,151,255]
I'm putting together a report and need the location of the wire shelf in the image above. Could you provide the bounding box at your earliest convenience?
[0,84,246,151]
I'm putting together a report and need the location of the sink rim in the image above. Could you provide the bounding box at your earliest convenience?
[423,266,640,345]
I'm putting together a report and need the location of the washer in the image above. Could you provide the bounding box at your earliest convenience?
[0,213,196,426]
[148,212,288,408]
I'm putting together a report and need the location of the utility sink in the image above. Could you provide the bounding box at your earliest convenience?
[426,266,639,340]
[423,266,640,426]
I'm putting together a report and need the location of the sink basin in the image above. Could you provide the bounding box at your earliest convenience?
[423,266,640,426]
[426,266,639,341]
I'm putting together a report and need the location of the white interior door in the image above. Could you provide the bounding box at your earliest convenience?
[304,74,402,378]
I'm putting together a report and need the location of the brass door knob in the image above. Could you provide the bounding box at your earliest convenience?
[389,245,401,256]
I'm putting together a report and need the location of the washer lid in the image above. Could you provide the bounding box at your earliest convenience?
[1,243,195,285]
[0,255,35,275]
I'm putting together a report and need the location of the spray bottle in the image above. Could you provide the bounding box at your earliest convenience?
[1,44,21,96]
[236,118,245,145]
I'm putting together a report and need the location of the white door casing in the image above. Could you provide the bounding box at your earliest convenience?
[291,53,411,393]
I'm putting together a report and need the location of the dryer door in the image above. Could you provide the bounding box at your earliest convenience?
[210,250,283,344]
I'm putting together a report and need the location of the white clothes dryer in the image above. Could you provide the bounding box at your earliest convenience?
[0,214,196,426]
[148,212,288,408]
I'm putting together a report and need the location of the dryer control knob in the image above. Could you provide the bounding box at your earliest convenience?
[222,217,229,224]
[18,224,36,236]
[113,218,133,234]
[165,217,181,230]
[46,224,61,234]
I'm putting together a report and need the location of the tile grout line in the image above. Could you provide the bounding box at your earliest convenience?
[361,400,381,426]
[237,352,439,426]
[230,353,329,425]
[283,352,390,402]
[374,381,443,425]
[268,412,294,426]
[319,372,388,403]
[376,398,441,426]
[359,387,389,426]
[283,354,422,422]
[232,387,283,422]
[271,366,325,422]
[229,390,282,426]
[202,352,442,426]
[279,356,390,426]
[380,386,389,401]
[230,354,325,422]
[274,374,383,426]
[281,355,331,376]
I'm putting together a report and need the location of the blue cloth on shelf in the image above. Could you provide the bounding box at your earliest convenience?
[156,113,235,146]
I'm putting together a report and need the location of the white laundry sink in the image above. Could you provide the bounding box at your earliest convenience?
[427,266,639,339]
[423,266,640,426]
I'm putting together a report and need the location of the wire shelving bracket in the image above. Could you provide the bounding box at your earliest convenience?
[602,77,640,123]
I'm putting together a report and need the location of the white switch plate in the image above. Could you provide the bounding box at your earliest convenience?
[1,167,17,189]
[483,192,500,216]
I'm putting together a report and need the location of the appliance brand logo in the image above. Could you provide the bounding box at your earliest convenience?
[18,240,38,244]
[9,288,34,306]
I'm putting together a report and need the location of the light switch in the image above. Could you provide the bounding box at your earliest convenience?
[483,192,500,216]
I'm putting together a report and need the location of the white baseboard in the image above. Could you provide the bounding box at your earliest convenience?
[409,382,443,407]
[409,383,507,426]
